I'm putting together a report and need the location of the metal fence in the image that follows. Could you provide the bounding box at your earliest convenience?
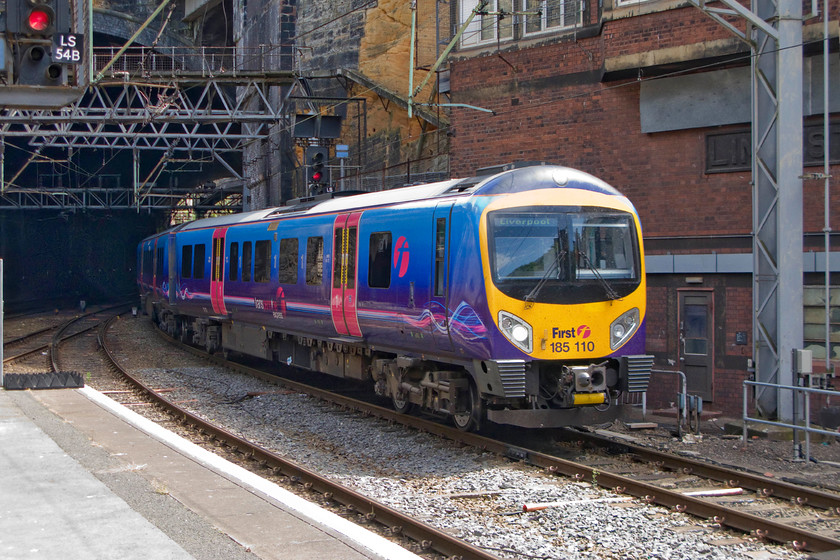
[743,379,840,461]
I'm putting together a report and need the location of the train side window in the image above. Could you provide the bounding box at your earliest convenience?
[255,240,271,283]
[368,232,392,288]
[242,241,252,282]
[306,236,323,285]
[332,229,343,289]
[229,242,239,282]
[144,247,153,278]
[193,244,206,279]
[155,246,164,280]
[434,218,446,296]
[278,238,299,284]
[347,227,357,289]
[181,245,192,279]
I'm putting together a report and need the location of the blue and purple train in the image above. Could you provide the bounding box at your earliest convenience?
[138,164,653,430]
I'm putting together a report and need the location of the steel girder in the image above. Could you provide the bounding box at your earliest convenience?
[0,79,288,152]
[689,0,805,419]
[0,76,293,210]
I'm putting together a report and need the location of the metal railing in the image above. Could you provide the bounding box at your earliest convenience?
[743,380,840,461]
[650,368,702,437]
[92,45,296,79]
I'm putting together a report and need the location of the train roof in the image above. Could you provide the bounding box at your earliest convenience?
[171,164,626,232]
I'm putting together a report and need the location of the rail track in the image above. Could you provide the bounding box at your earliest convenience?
[25,307,840,558]
[133,323,840,555]
[91,313,504,560]
[3,304,131,371]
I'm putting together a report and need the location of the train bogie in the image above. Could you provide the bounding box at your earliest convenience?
[138,164,653,431]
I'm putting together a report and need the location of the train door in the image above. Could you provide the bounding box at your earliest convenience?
[167,234,176,304]
[211,227,228,315]
[431,203,454,350]
[331,212,363,337]
[679,290,714,401]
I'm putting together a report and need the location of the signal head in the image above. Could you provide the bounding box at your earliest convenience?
[27,8,52,33]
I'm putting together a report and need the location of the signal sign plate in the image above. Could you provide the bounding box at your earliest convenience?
[52,34,83,64]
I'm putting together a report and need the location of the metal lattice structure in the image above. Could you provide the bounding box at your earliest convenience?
[0,46,296,211]
[690,0,804,419]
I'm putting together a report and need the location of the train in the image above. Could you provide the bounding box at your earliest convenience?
[137,163,653,431]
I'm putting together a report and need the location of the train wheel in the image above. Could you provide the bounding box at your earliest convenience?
[392,392,416,415]
[452,380,484,432]
[179,323,191,344]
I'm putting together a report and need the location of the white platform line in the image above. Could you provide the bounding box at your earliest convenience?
[79,386,423,560]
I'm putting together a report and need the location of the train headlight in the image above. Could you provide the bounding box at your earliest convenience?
[610,308,639,350]
[498,311,533,353]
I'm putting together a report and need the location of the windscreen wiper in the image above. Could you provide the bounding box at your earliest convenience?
[575,236,621,300]
[524,248,567,304]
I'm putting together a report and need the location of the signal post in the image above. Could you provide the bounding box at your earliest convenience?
[1,0,84,108]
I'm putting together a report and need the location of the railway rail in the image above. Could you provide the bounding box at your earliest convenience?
[141,324,840,555]
[3,304,131,370]
[14,307,836,557]
[95,313,503,560]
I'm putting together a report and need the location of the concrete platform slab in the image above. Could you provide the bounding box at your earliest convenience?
[1,387,422,560]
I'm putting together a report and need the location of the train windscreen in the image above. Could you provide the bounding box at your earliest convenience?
[488,206,641,304]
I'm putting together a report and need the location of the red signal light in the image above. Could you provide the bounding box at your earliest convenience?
[311,171,323,182]
[27,9,51,32]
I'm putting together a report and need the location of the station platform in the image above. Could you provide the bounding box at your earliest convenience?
[0,386,422,560]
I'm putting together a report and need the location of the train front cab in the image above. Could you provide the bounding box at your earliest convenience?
[473,181,654,428]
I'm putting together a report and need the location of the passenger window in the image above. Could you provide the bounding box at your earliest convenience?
[242,241,252,282]
[368,232,392,288]
[435,218,446,296]
[306,236,323,285]
[255,240,271,283]
[155,247,164,279]
[229,242,239,282]
[278,238,299,284]
[144,247,154,278]
[181,245,192,279]
[193,244,206,279]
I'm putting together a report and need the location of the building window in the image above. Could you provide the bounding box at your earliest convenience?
[306,236,324,286]
[461,0,513,47]
[368,232,392,289]
[523,0,581,35]
[460,0,581,47]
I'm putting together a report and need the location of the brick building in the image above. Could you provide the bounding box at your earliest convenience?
[448,0,839,414]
